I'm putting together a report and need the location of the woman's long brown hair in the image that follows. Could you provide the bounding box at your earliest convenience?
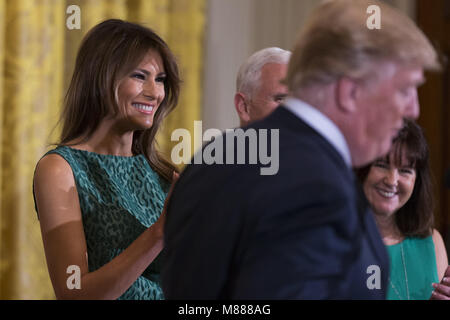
[59,19,180,181]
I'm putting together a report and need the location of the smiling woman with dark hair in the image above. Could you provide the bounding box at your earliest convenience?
[356,119,449,300]
[33,19,179,300]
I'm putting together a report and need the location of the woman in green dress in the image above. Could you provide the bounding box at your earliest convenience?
[357,119,449,300]
[33,19,179,299]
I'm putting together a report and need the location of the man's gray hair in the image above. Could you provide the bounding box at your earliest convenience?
[236,47,291,99]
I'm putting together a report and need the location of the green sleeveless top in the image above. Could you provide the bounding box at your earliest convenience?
[386,236,438,300]
[43,146,170,300]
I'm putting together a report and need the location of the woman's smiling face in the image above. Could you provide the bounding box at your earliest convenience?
[363,147,417,217]
[116,48,166,130]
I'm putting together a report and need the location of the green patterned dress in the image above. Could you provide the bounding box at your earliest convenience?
[41,146,169,300]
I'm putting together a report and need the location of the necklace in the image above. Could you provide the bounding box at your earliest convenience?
[389,242,410,300]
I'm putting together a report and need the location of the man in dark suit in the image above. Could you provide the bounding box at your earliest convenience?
[162,0,441,299]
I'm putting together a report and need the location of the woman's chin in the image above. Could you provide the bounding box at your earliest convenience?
[373,205,398,218]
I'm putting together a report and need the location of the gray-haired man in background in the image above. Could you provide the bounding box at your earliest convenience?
[234,47,291,127]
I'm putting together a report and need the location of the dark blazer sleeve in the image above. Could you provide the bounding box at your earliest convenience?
[162,163,249,299]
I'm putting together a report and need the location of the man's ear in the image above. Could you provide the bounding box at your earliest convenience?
[234,92,251,125]
[335,77,359,113]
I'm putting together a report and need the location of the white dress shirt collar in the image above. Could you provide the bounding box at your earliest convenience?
[283,97,352,168]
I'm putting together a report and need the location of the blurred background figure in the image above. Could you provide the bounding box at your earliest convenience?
[234,47,291,127]
[357,119,450,300]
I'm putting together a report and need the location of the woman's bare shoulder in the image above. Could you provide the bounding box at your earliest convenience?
[34,152,75,187]
[34,152,82,231]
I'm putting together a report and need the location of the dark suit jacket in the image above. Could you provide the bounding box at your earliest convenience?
[162,106,389,299]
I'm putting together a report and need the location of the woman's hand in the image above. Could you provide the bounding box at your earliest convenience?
[431,265,450,300]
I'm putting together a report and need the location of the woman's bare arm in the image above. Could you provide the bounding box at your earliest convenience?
[432,229,448,281]
[34,154,171,299]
